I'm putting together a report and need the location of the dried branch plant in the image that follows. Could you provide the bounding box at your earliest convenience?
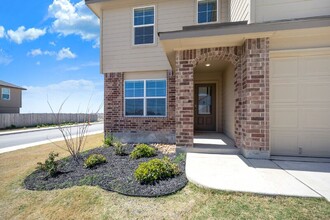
[48,96,102,162]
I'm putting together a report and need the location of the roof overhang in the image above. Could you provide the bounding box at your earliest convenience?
[159,16,330,69]
[85,0,115,18]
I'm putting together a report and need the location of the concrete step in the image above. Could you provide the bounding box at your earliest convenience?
[186,147,241,155]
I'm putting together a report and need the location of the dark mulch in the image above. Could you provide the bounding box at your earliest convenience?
[24,145,188,197]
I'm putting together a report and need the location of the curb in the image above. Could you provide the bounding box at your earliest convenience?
[0,122,104,136]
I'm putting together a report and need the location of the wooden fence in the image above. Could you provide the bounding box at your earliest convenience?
[0,113,98,129]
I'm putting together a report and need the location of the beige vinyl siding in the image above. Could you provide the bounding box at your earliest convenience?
[253,0,330,23]
[229,0,249,22]
[101,0,230,73]
[222,65,235,139]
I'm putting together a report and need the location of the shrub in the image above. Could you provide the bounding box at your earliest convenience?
[84,154,107,168]
[134,157,180,184]
[104,133,116,147]
[37,152,59,177]
[113,140,126,156]
[173,153,186,163]
[130,144,156,159]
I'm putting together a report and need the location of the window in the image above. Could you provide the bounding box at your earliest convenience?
[133,6,155,45]
[125,79,166,116]
[1,88,10,100]
[197,0,218,23]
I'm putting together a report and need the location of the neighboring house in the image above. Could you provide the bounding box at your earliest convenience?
[0,80,26,113]
[86,0,330,159]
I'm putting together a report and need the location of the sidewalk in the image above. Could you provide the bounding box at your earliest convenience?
[0,121,103,136]
[186,153,330,201]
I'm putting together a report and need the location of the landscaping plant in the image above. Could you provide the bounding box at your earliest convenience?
[130,144,156,159]
[37,152,59,177]
[104,132,116,147]
[134,157,180,184]
[84,154,107,168]
[113,140,126,156]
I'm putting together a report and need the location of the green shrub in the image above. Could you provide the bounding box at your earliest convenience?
[173,153,186,163]
[37,152,59,177]
[134,157,180,184]
[104,133,116,147]
[84,154,107,168]
[130,144,156,159]
[113,140,126,156]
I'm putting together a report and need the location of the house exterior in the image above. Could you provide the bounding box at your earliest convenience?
[86,0,330,159]
[0,80,26,113]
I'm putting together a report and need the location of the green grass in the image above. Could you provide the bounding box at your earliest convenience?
[0,133,329,220]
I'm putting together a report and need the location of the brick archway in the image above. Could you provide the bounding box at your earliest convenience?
[175,38,270,158]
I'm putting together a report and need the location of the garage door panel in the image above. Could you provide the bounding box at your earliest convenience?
[299,82,330,103]
[300,108,330,129]
[271,83,298,103]
[271,131,298,155]
[270,53,330,158]
[271,57,298,78]
[299,132,330,157]
[271,108,298,128]
[300,55,330,77]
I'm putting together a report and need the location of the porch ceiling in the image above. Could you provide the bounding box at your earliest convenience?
[159,16,330,70]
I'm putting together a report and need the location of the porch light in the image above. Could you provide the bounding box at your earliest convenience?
[205,63,211,67]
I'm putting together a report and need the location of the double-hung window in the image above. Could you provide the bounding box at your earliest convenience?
[1,88,10,100]
[197,0,218,24]
[133,6,155,45]
[125,79,166,116]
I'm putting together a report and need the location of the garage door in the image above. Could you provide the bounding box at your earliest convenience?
[270,51,330,157]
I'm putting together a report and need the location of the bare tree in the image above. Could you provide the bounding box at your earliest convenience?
[48,96,102,162]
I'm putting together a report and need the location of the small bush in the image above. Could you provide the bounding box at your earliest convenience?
[173,153,186,163]
[37,152,59,177]
[130,144,156,159]
[104,133,116,147]
[113,140,126,156]
[134,157,180,184]
[84,154,107,168]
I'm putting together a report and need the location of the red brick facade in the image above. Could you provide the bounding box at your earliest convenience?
[175,38,270,155]
[104,38,270,157]
[104,70,175,135]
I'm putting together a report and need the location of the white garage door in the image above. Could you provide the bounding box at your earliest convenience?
[270,51,330,157]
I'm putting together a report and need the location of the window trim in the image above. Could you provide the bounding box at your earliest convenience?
[124,78,167,117]
[132,5,156,46]
[1,87,10,101]
[196,0,219,24]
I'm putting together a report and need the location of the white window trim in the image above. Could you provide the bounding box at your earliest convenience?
[1,88,10,101]
[132,5,156,46]
[196,0,219,24]
[124,78,167,117]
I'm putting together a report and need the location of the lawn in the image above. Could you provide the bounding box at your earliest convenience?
[0,133,329,220]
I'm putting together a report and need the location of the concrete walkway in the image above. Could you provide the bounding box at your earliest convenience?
[186,153,330,201]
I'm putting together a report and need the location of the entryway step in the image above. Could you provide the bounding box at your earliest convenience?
[186,147,241,155]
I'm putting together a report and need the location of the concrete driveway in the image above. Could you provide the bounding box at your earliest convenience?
[186,153,330,201]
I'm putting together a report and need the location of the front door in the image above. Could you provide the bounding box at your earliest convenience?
[194,84,216,131]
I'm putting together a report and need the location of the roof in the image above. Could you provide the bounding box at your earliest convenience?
[0,80,27,90]
[159,15,330,40]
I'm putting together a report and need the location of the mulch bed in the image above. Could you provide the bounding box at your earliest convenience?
[24,145,188,197]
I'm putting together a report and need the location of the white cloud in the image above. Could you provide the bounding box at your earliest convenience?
[48,0,99,47]
[36,61,41,65]
[57,47,76,60]
[49,41,56,46]
[65,61,99,71]
[7,26,46,44]
[27,47,76,60]
[21,79,103,113]
[0,49,13,65]
[0,26,5,38]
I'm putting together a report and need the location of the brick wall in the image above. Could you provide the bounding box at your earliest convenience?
[104,71,176,135]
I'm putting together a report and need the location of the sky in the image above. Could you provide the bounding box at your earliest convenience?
[0,0,103,113]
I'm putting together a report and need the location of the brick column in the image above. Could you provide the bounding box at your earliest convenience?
[104,72,124,134]
[241,38,270,158]
[175,51,194,148]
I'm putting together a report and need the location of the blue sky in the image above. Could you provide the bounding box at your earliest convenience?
[0,0,103,113]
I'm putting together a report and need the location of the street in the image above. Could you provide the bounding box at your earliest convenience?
[0,123,104,152]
